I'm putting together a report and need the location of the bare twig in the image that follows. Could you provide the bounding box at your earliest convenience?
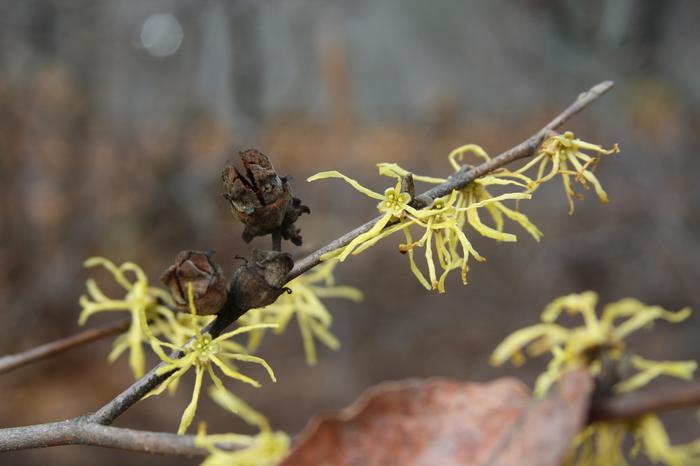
[0,81,616,456]
[0,319,130,374]
[589,379,700,423]
[0,419,244,456]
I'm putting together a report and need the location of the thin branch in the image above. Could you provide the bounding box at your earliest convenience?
[0,419,244,456]
[589,379,700,423]
[0,319,130,374]
[288,80,614,280]
[0,81,615,456]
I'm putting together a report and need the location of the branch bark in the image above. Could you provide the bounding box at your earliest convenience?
[589,379,700,423]
[0,319,130,374]
[0,419,244,456]
[0,81,619,457]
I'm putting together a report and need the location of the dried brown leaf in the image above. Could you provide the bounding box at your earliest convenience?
[280,369,592,466]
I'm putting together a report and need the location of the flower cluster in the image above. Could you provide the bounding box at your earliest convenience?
[78,257,176,378]
[238,260,363,365]
[308,144,541,292]
[516,131,619,213]
[491,292,699,466]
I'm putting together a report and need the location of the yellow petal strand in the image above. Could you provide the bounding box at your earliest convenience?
[515,153,546,177]
[177,365,204,435]
[494,203,543,241]
[462,192,531,211]
[310,285,364,302]
[484,202,505,232]
[84,257,134,290]
[560,167,577,214]
[533,348,567,397]
[634,414,687,466]
[219,353,277,383]
[490,324,570,366]
[615,356,697,393]
[477,176,528,189]
[145,364,191,399]
[85,279,110,302]
[349,218,411,256]
[467,205,517,242]
[377,163,445,184]
[448,144,490,171]
[307,171,384,200]
[540,149,561,183]
[210,356,261,388]
[423,228,438,290]
[215,323,279,343]
[613,307,691,340]
[297,312,317,366]
[600,298,647,331]
[540,292,598,323]
[127,320,145,378]
[120,262,148,286]
[336,212,393,261]
[307,318,341,351]
[403,227,431,290]
[208,384,270,432]
[107,336,130,362]
[579,169,609,204]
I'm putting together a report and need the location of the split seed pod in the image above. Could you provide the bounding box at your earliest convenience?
[160,251,228,315]
[222,149,309,245]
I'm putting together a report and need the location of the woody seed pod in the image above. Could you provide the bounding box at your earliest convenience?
[160,250,228,315]
[222,149,309,245]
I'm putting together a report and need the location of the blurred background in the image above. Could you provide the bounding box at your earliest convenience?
[1,0,699,464]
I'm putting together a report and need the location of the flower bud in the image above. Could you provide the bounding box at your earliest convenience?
[222,149,309,245]
[160,251,228,315]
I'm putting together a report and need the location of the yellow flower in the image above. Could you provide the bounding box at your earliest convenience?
[197,430,290,466]
[78,257,176,378]
[147,285,277,435]
[492,292,698,466]
[149,312,248,396]
[490,292,693,397]
[238,260,363,366]
[567,415,700,466]
[307,170,420,261]
[516,131,619,213]
[373,145,540,291]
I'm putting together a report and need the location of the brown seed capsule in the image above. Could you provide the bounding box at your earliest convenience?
[160,251,228,315]
[222,149,309,245]
[229,249,294,311]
